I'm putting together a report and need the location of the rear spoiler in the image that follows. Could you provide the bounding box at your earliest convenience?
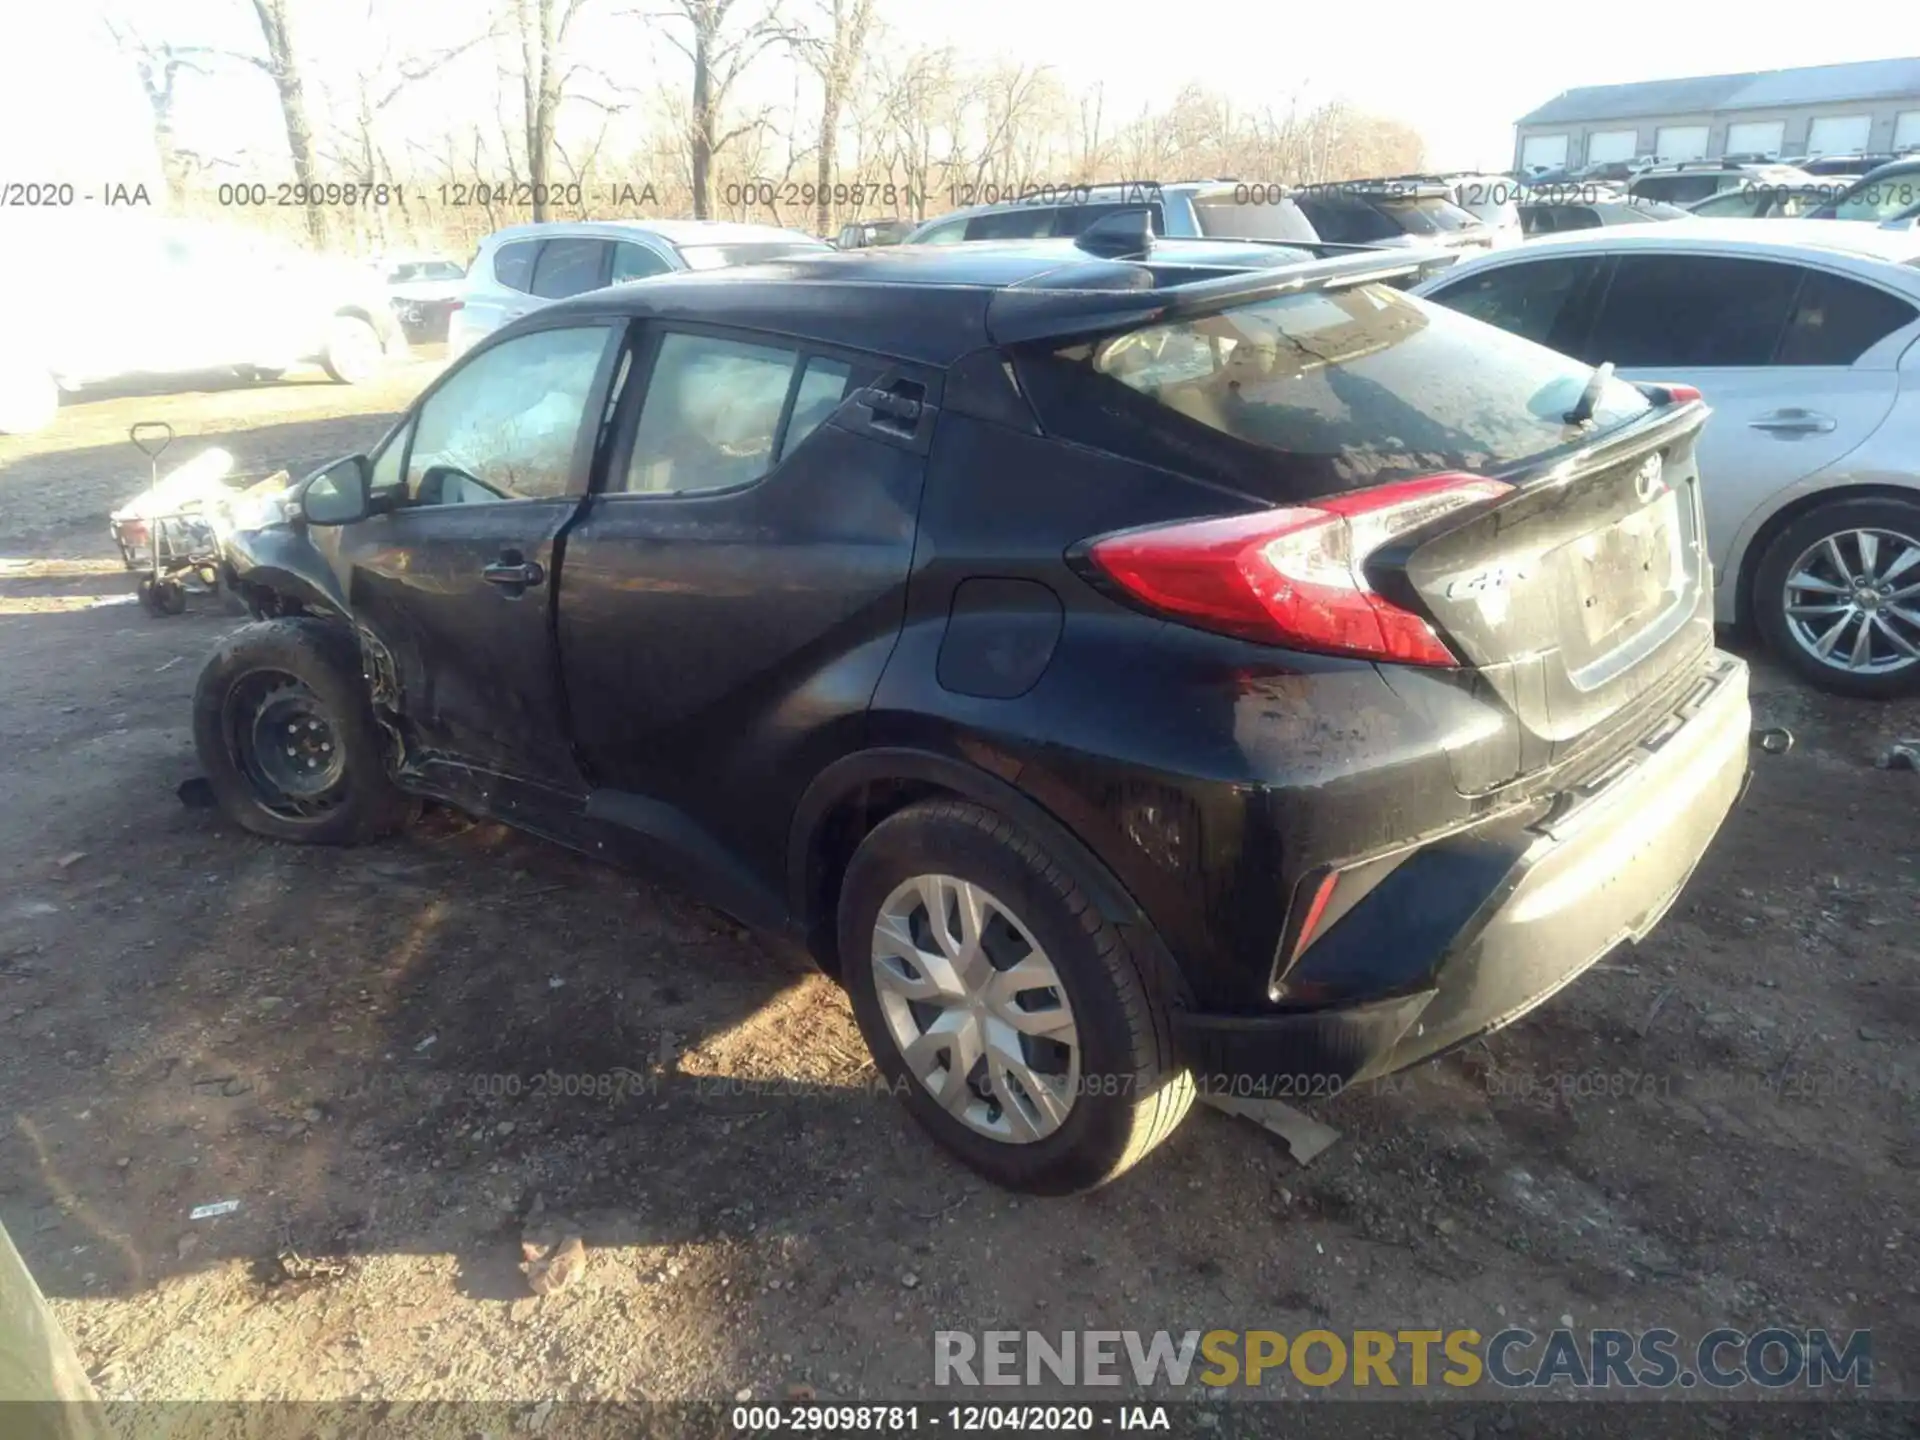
[986,214,1462,347]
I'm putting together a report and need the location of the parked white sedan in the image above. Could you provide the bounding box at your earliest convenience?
[1413,219,1920,696]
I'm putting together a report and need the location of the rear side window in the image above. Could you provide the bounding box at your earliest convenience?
[531,237,610,299]
[965,207,1061,241]
[493,240,539,291]
[1013,285,1650,498]
[620,336,855,494]
[1776,270,1918,365]
[611,241,672,283]
[1585,255,1800,367]
[1426,255,1607,352]
[1292,198,1399,243]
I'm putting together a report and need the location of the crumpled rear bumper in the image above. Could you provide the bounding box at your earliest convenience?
[1172,651,1751,1088]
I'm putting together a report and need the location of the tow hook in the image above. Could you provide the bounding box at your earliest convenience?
[1753,726,1793,756]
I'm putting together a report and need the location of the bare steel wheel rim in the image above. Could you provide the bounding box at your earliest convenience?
[1782,527,1920,676]
[223,670,349,821]
[871,874,1080,1144]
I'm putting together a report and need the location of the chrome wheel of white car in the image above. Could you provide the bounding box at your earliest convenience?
[1781,527,1920,677]
[1756,497,1920,698]
[321,316,384,384]
[872,873,1079,1143]
[0,365,58,435]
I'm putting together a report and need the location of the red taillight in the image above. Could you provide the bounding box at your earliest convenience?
[447,300,465,312]
[1649,381,1701,404]
[1085,473,1509,666]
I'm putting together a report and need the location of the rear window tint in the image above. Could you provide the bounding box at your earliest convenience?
[1014,285,1651,498]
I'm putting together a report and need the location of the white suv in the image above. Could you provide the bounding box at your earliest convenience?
[0,216,405,435]
[448,220,829,356]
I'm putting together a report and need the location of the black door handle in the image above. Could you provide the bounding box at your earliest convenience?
[482,559,545,588]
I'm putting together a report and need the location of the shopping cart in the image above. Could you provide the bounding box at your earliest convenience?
[108,423,290,617]
[108,423,219,615]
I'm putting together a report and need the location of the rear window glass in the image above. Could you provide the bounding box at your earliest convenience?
[1014,285,1651,498]
[1375,196,1480,233]
[1292,198,1400,243]
[1190,198,1318,242]
[1833,172,1920,221]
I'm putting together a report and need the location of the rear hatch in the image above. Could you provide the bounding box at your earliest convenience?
[1010,277,1713,794]
[1382,401,1713,782]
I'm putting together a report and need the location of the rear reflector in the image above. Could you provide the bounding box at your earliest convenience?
[1289,870,1340,961]
[1085,473,1509,666]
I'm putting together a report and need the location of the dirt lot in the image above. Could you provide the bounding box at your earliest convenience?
[1,363,1916,1423]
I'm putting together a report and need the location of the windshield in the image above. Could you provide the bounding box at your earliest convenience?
[392,261,464,282]
[1833,172,1920,221]
[678,241,829,270]
[1190,197,1319,242]
[1013,284,1650,498]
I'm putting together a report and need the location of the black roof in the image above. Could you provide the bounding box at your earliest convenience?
[527,236,1454,365]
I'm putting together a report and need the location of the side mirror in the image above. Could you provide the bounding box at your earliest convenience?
[300,454,372,525]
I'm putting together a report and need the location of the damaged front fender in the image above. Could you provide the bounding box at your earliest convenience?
[221,517,350,619]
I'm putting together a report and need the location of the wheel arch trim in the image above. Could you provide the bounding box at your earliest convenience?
[1732,479,1920,629]
[787,747,1157,960]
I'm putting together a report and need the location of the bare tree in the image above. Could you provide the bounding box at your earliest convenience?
[793,0,878,233]
[330,7,498,247]
[502,0,606,220]
[231,0,328,245]
[652,0,795,218]
[102,17,213,209]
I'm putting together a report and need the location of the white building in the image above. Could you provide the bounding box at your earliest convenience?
[1514,57,1920,173]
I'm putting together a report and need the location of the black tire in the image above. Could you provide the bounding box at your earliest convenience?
[192,617,411,845]
[321,316,384,384]
[1752,495,1920,699]
[838,800,1194,1194]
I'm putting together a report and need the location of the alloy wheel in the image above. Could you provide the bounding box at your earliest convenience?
[1781,527,1920,676]
[871,874,1080,1144]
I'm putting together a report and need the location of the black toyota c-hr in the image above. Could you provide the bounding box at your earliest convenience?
[200,219,1752,1194]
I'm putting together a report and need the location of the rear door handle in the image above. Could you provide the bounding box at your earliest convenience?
[1749,409,1837,435]
[482,559,544,588]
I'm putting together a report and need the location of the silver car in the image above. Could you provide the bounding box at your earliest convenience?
[1414,218,1920,696]
[447,219,829,356]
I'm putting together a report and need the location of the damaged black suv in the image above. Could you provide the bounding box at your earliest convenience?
[200,223,1752,1193]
